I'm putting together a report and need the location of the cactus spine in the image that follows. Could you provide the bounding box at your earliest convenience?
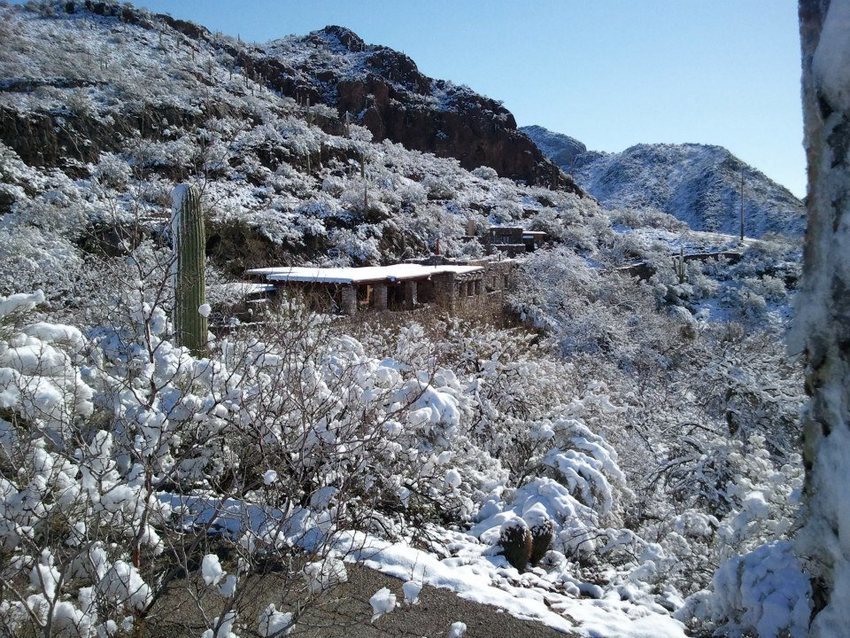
[172,184,207,354]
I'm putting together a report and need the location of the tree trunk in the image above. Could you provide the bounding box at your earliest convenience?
[796,1,850,635]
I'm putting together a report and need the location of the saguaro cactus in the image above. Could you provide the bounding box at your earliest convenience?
[171,184,207,354]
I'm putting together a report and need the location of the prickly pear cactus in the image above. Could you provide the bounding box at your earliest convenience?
[499,519,532,572]
[171,184,207,354]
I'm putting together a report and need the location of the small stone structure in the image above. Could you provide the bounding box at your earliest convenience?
[246,257,514,316]
[488,227,549,256]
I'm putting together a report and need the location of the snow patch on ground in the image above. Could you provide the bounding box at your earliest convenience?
[337,531,687,638]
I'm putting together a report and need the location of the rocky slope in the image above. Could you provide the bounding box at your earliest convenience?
[520,125,587,171]
[244,26,580,192]
[0,0,603,292]
[10,1,578,193]
[522,125,805,237]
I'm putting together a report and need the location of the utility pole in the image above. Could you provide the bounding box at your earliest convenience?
[361,151,368,210]
[739,165,745,243]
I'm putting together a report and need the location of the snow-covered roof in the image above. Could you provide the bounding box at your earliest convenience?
[246,264,482,285]
[210,283,277,296]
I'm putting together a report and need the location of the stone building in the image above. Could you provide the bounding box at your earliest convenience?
[246,257,514,316]
[488,227,549,256]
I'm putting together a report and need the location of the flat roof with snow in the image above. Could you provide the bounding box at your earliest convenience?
[246,264,483,285]
[210,282,278,296]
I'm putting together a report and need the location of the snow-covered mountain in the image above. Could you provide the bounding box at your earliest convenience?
[520,125,587,171]
[521,125,806,237]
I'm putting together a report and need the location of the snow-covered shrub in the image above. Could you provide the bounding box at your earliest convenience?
[471,166,498,181]
[0,253,515,634]
[680,541,811,638]
[423,174,457,200]
[92,153,132,190]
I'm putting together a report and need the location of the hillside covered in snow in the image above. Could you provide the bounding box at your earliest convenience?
[522,125,806,238]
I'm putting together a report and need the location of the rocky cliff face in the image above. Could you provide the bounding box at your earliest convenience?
[523,125,805,238]
[246,27,582,193]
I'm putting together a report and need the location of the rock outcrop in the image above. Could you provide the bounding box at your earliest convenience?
[246,27,582,193]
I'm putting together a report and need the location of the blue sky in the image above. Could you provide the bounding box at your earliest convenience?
[113,1,807,197]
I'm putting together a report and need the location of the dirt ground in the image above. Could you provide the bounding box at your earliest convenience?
[289,564,573,637]
[147,563,574,637]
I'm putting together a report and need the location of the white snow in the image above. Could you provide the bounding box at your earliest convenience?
[263,470,278,485]
[198,303,212,318]
[336,531,687,638]
[218,575,238,598]
[96,561,152,611]
[201,554,224,587]
[209,282,277,296]
[402,580,422,605]
[707,541,810,638]
[258,604,293,636]
[0,290,45,318]
[448,621,467,637]
[303,557,348,594]
[246,263,482,285]
[369,586,397,622]
[202,610,238,638]
[813,0,850,106]
[444,469,462,489]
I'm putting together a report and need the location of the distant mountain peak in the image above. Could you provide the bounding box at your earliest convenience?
[523,125,805,237]
[310,25,367,53]
[520,125,587,169]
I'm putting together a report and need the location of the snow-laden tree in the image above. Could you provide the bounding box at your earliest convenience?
[795,0,850,635]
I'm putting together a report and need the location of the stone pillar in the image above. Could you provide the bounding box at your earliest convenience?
[404,280,417,309]
[372,282,388,310]
[474,279,482,296]
[340,284,357,315]
[434,272,456,312]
